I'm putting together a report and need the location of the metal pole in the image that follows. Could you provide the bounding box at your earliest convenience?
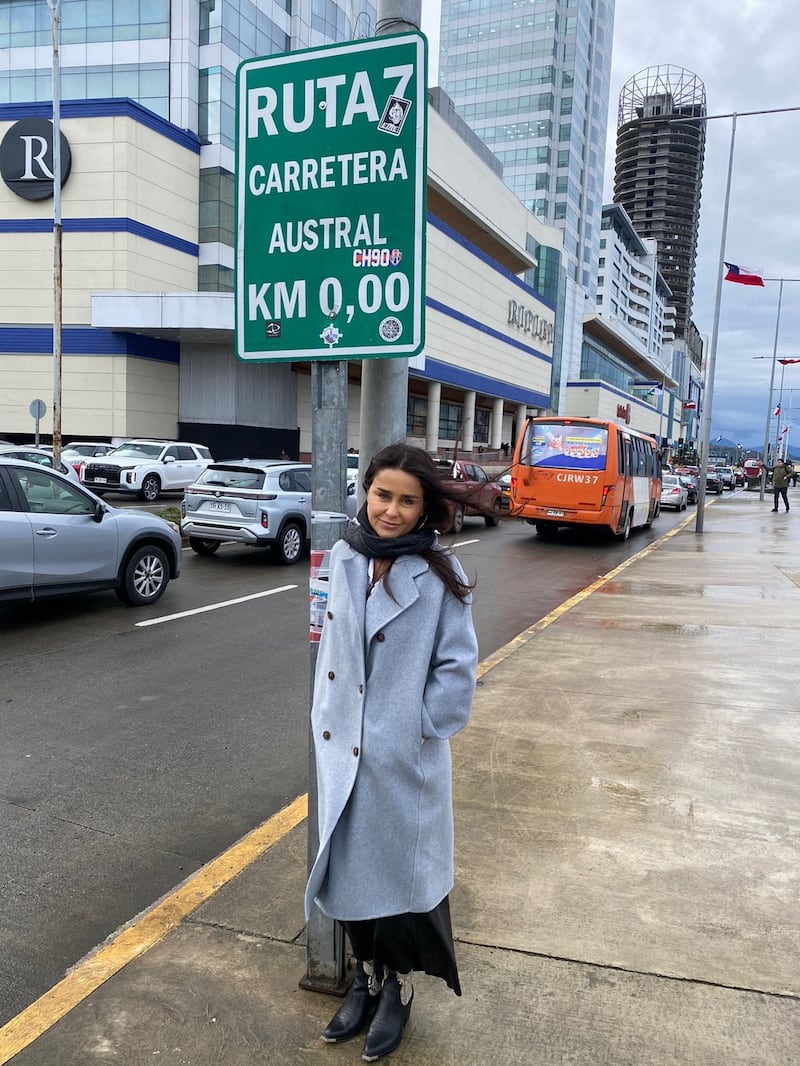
[759,279,784,499]
[303,360,349,993]
[356,0,421,495]
[774,361,787,460]
[695,114,736,532]
[49,0,63,462]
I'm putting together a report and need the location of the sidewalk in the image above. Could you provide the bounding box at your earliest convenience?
[4,489,800,1065]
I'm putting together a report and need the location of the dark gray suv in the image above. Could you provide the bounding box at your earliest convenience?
[181,460,313,564]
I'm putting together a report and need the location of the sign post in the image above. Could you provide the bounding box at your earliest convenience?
[29,398,46,447]
[235,32,427,992]
[235,32,426,364]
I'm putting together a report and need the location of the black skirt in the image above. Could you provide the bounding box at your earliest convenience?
[342,895,461,996]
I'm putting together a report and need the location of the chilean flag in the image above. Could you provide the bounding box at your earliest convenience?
[724,262,765,287]
[774,403,781,418]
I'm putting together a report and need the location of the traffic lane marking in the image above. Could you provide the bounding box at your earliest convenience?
[452,538,480,547]
[134,585,299,627]
[0,795,308,1065]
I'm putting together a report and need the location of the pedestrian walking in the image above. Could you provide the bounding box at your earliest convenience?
[305,443,479,1062]
[770,457,791,512]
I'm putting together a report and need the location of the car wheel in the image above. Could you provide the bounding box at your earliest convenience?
[450,504,465,534]
[534,521,556,539]
[116,545,170,606]
[484,499,501,527]
[140,474,161,502]
[189,537,221,556]
[275,522,304,565]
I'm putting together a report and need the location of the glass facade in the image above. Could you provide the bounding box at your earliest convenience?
[1,0,375,295]
[439,0,615,295]
[0,0,171,115]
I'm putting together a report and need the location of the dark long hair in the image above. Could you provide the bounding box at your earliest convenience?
[363,444,474,602]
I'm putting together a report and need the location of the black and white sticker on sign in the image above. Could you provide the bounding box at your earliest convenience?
[0,118,72,201]
[377,97,411,136]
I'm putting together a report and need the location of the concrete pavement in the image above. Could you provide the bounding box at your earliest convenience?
[2,488,799,1065]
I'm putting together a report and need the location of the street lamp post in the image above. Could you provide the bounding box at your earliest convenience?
[649,105,800,530]
[755,281,800,498]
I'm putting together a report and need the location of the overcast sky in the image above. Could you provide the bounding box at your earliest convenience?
[421,0,800,450]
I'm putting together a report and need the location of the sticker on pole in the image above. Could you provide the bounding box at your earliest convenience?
[235,32,427,362]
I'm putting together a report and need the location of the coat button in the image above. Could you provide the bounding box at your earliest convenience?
[375,632,385,642]
[358,684,364,694]
[327,671,335,680]
[322,731,331,740]
[326,610,333,619]
[353,746,359,757]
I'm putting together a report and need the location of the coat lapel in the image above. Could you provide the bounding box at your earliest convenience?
[364,554,429,643]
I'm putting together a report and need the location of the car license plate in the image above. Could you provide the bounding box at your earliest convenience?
[209,502,231,512]
[93,477,107,484]
[546,509,565,517]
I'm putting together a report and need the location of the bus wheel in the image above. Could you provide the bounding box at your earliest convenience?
[535,521,556,539]
[617,508,632,542]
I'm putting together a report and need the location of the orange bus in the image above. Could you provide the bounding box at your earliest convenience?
[509,416,662,540]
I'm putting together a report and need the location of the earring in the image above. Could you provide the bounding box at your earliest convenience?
[416,513,428,529]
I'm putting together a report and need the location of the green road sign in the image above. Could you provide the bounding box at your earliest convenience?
[235,32,427,363]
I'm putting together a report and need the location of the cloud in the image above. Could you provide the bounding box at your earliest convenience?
[607,0,800,448]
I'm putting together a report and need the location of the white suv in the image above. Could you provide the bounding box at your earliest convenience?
[81,440,213,501]
[181,460,312,564]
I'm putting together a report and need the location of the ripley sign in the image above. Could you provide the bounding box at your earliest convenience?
[0,118,72,201]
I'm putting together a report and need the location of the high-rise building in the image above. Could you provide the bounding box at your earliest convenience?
[438,0,616,297]
[613,65,706,347]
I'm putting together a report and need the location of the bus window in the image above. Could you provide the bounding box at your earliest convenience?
[526,422,608,470]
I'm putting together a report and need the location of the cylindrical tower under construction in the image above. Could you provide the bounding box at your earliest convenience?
[614,66,706,342]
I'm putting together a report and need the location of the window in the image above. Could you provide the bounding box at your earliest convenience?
[439,403,463,442]
[11,467,95,516]
[406,396,427,437]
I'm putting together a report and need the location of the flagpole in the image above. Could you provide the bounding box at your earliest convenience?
[695,114,737,532]
[774,357,787,461]
[760,279,784,499]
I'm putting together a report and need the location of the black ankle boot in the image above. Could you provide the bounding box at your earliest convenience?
[322,961,378,1043]
[361,971,413,1062]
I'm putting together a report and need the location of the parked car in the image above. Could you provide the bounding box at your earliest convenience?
[434,458,503,532]
[182,460,314,564]
[733,467,745,486]
[660,473,688,511]
[678,474,698,504]
[0,444,80,484]
[61,441,119,474]
[716,466,736,490]
[81,439,213,501]
[498,472,512,510]
[704,468,724,494]
[0,458,181,606]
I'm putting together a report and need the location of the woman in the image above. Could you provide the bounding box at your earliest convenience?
[305,444,479,1062]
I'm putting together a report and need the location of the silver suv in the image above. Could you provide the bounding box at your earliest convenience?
[0,458,182,606]
[181,460,312,564]
[81,440,213,501]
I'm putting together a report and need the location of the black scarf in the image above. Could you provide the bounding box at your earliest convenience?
[343,504,436,559]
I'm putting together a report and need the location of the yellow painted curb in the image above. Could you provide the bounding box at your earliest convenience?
[0,793,307,1065]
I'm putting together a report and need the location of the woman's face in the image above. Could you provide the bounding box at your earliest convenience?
[366,467,425,538]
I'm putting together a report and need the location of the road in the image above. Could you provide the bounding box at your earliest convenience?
[0,503,693,1025]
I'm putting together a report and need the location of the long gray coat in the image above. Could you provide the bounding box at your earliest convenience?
[305,539,478,922]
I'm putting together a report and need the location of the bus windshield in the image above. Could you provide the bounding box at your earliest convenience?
[526,422,609,471]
